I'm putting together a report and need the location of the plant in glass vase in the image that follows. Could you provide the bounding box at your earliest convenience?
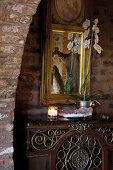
[69,18,103,107]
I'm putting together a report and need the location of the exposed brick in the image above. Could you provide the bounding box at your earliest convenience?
[103,60,113,66]
[16,92,33,101]
[0,24,29,38]
[0,57,22,65]
[6,3,36,15]
[100,69,106,75]
[0,68,20,77]
[0,133,13,147]
[0,13,32,24]
[0,91,16,99]
[0,45,23,55]
[0,34,25,45]
[101,94,111,100]
[14,0,41,5]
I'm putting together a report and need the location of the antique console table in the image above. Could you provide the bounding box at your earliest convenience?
[26,115,113,170]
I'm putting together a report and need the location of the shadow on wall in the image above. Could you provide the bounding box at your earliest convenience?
[14,2,43,170]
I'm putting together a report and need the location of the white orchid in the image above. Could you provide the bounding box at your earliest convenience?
[73,45,81,54]
[82,19,90,29]
[68,32,73,40]
[94,18,98,25]
[94,43,103,54]
[74,34,81,45]
[67,41,73,50]
[83,39,90,49]
[92,25,100,34]
[94,33,99,44]
[83,28,90,39]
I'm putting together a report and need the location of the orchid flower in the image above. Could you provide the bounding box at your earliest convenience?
[94,18,99,25]
[74,34,81,45]
[94,33,99,44]
[83,39,90,49]
[94,43,103,54]
[68,33,73,40]
[92,25,100,34]
[67,41,73,50]
[73,45,81,54]
[83,28,90,39]
[82,19,90,29]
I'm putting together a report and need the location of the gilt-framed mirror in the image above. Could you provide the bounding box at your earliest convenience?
[40,0,90,105]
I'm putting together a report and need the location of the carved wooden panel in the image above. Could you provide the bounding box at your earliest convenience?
[52,0,85,25]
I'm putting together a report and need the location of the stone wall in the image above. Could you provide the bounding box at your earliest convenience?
[0,0,41,169]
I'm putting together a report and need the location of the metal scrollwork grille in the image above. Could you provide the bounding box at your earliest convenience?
[31,129,67,151]
[55,134,102,170]
[95,127,113,146]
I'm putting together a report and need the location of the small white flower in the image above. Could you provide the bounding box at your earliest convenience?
[94,33,99,44]
[94,18,99,25]
[67,41,73,50]
[92,25,100,33]
[83,39,90,49]
[82,19,90,30]
[74,34,81,45]
[73,45,81,54]
[94,43,103,54]
[68,33,73,40]
[83,28,90,38]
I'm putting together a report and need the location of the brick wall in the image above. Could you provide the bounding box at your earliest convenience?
[15,0,113,120]
[0,0,113,169]
[91,0,113,116]
[0,0,41,169]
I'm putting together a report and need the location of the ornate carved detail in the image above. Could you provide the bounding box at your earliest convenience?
[55,134,102,170]
[95,127,113,146]
[70,123,94,132]
[30,129,68,151]
[55,0,82,22]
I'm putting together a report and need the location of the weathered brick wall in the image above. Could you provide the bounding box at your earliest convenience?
[91,0,113,116]
[15,0,113,120]
[0,0,41,169]
[15,2,48,120]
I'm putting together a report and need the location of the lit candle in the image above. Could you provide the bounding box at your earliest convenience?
[48,106,58,117]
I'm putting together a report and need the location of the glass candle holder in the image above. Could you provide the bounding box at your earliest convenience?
[48,106,58,120]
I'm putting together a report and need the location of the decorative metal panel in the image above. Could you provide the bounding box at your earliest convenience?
[55,134,102,170]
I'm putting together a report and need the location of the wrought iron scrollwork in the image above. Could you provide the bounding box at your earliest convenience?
[95,127,113,146]
[31,129,68,151]
[55,134,102,170]
[70,123,94,132]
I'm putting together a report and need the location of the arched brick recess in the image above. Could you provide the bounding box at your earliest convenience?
[0,0,41,169]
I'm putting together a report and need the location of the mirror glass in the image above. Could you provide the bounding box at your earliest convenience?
[51,30,83,95]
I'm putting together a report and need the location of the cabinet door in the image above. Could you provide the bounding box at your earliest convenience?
[108,150,113,170]
[28,155,50,170]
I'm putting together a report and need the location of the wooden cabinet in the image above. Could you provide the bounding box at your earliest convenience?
[26,120,113,170]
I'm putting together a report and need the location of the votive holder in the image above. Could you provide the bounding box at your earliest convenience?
[48,106,58,121]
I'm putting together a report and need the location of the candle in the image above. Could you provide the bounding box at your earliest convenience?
[48,106,58,117]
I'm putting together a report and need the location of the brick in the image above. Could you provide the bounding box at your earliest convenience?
[100,69,106,75]
[0,91,16,99]
[0,68,20,77]
[0,57,22,65]
[0,45,23,55]
[0,133,13,147]
[6,3,36,15]
[0,24,29,38]
[16,92,33,101]
[0,34,25,46]
[14,0,41,5]
[0,13,32,24]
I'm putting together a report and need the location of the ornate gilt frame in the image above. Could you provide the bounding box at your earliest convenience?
[40,0,90,105]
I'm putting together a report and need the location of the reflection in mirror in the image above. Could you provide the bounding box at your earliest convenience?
[51,30,83,95]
